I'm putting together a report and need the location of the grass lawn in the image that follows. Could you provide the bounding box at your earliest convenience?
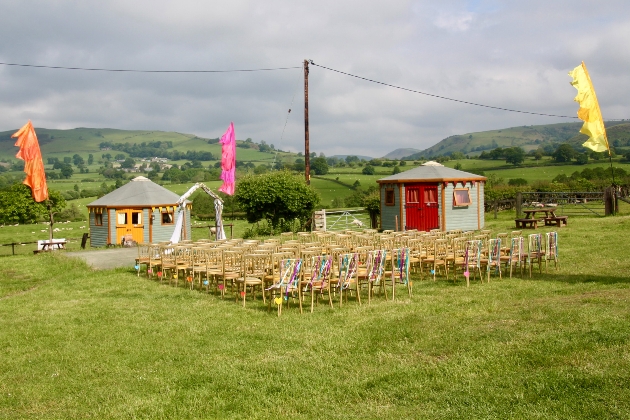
[1,212,630,418]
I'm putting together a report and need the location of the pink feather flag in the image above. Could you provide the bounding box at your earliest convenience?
[218,122,236,195]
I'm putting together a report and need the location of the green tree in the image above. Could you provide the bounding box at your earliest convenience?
[120,158,136,169]
[60,164,74,179]
[362,165,375,175]
[88,154,94,165]
[0,184,65,224]
[576,153,589,165]
[72,154,84,166]
[235,171,320,230]
[311,157,329,175]
[553,144,576,162]
[504,147,525,165]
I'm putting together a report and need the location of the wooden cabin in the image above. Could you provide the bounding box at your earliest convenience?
[377,162,486,232]
[86,176,191,246]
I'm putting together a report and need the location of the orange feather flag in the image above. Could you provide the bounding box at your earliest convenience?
[12,121,49,202]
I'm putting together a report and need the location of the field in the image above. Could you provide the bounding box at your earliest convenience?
[1,211,630,418]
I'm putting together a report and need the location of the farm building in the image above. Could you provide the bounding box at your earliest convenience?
[86,176,191,247]
[377,162,486,232]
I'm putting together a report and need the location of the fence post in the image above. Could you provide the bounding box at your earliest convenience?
[515,192,522,218]
[12,243,15,256]
[494,200,498,219]
[604,187,613,216]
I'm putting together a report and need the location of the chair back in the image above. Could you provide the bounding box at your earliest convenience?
[306,254,333,288]
[546,231,558,262]
[464,240,482,270]
[366,249,387,284]
[487,238,501,270]
[338,253,359,289]
[509,237,523,262]
[390,248,410,285]
[528,233,543,259]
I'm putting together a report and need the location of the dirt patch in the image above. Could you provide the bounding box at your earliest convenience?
[66,248,138,270]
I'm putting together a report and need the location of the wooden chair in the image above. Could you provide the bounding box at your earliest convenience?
[545,231,558,272]
[301,254,334,312]
[217,249,242,298]
[453,240,483,287]
[386,248,411,299]
[337,253,360,306]
[481,238,502,282]
[235,254,268,307]
[447,237,467,272]
[135,244,151,277]
[360,249,387,303]
[422,239,448,281]
[500,236,523,278]
[526,233,545,277]
[266,258,303,316]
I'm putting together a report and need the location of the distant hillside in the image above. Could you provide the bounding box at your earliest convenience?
[382,148,421,159]
[0,127,297,165]
[331,154,373,161]
[403,121,629,160]
[566,123,630,150]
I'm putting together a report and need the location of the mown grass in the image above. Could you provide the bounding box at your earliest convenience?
[1,214,630,418]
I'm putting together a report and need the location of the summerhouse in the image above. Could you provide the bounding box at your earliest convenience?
[86,176,191,247]
[377,162,486,232]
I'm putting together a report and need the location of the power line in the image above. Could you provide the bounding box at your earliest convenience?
[310,61,580,119]
[0,61,301,73]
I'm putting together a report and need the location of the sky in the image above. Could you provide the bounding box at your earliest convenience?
[0,0,629,158]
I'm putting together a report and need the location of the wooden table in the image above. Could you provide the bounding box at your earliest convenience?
[39,241,67,251]
[523,208,557,220]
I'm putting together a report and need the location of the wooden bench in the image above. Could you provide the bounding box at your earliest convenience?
[515,218,538,229]
[544,216,568,227]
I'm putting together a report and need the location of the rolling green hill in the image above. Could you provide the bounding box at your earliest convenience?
[403,121,630,159]
[0,127,296,165]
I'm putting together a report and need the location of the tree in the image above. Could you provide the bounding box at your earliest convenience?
[60,164,74,179]
[504,147,525,165]
[311,157,329,175]
[72,154,84,166]
[0,184,65,224]
[362,165,375,175]
[235,171,320,230]
[88,154,94,165]
[576,153,589,165]
[120,158,136,169]
[553,144,576,162]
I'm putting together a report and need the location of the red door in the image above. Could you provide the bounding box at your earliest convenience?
[405,184,439,231]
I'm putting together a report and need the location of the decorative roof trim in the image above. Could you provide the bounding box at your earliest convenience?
[377,177,486,184]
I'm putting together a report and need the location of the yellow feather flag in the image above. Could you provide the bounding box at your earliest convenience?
[569,62,610,154]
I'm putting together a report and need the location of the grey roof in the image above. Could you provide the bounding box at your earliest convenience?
[88,176,182,207]
[378,164,486,183]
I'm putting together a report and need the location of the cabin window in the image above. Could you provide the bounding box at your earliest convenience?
[453,188,472,206]
[424,189,437,203]
[406,189,419,203]
[131,212,142,225]
[162,211,174,225]
[117,212,127,225]
[94,213,103,226]
[385,189,395,206]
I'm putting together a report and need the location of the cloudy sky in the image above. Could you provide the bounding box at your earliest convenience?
[0,0,629,157]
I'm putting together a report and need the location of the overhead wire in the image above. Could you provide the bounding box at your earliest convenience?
[310,61,582,119]
[0,61,300,73]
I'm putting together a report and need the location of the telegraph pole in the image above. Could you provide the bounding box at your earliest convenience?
[304,59,310,185]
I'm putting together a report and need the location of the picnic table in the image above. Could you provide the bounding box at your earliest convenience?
[516,207,568,229]
[523,207,557,219]
[34,239,67,253]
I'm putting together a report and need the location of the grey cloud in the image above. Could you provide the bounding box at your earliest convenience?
[0,0,628,157]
